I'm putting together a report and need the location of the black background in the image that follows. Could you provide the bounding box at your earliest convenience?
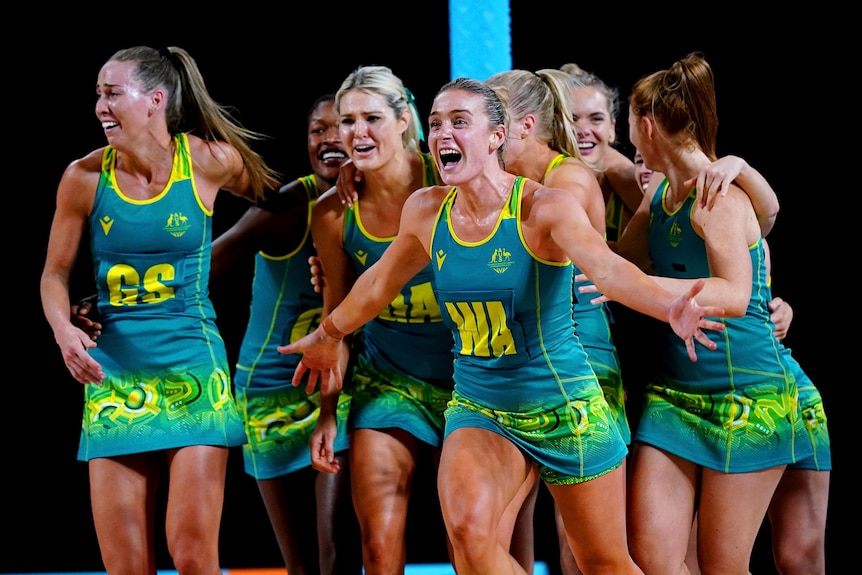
[10,4,846,574]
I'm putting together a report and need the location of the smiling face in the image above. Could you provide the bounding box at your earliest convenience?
[428,88,505,186]
[337,88,408,173]
[571,86,616,167]
[307,99,348,187]
[95,59,159,149]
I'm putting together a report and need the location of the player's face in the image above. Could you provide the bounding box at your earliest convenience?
[308,99,348,185]
[338,89,408,173]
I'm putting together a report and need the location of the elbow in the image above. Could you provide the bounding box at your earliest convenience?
[724,297,748,318]
[760,207,779,237]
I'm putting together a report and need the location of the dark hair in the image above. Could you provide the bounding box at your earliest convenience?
[308,93,336,123]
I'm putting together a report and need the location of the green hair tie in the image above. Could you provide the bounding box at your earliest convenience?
[405,87,425,144]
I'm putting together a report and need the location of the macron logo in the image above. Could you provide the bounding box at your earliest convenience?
[435,249,447,270]
[354,250,368,267]
[99,216,114,235]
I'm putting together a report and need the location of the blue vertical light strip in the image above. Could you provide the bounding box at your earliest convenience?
[449,0,512,81]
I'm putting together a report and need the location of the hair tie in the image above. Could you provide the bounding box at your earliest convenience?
[404,87,425,143]
[158,47,175,67]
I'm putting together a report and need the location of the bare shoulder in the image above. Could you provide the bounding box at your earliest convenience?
[524,179,582,219]
[313,185,345,215]
[557,156,600,185]
[58,148,105,208]
[188,136,243,180]
[409,185,450,211]
[526,178,569,202]
[64,148,105,179]
[400,186,450,248]
[693,182,759,241]
[701,183,751,214]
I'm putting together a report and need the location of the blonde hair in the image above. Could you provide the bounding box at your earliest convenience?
[335,65,423,153]
[485,68,581,159]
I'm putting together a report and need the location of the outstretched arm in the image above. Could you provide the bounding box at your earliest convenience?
[540,187,725,361]
[278,233,430,392]
[278,191,434,392]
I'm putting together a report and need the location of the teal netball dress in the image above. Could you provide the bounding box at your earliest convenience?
[433,176,627,484]
[234,174,351,479]
[543,154,629,444]
[638,179,812,472]
[80,133,246,460]
[342,153,454,447]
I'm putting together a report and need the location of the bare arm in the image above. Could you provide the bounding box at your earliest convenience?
[40,153,106,385]
[278,188,438,389]
[313,190,433,336]
[603,147,644,214]
[211,182,309,280]
[686,155,779,236]
[190,137,261,207]
[543,158,606,234]
[612,173,657,270]
[529,185,724,361]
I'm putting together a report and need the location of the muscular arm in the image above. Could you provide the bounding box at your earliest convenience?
[532,184,724,359]
[528,184,681,321]
[278,187,438,392]
[648,186,757,316]
[40,152,106,384]
[190,136,268,207]
[544,158,606,234]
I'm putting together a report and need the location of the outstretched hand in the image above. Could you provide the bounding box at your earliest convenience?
[669,278,725,362]
[277,326,345,394]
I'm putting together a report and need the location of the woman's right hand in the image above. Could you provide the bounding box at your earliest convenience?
[55,322,106,385]
[310,411,340,474]
[278,324,345,394]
